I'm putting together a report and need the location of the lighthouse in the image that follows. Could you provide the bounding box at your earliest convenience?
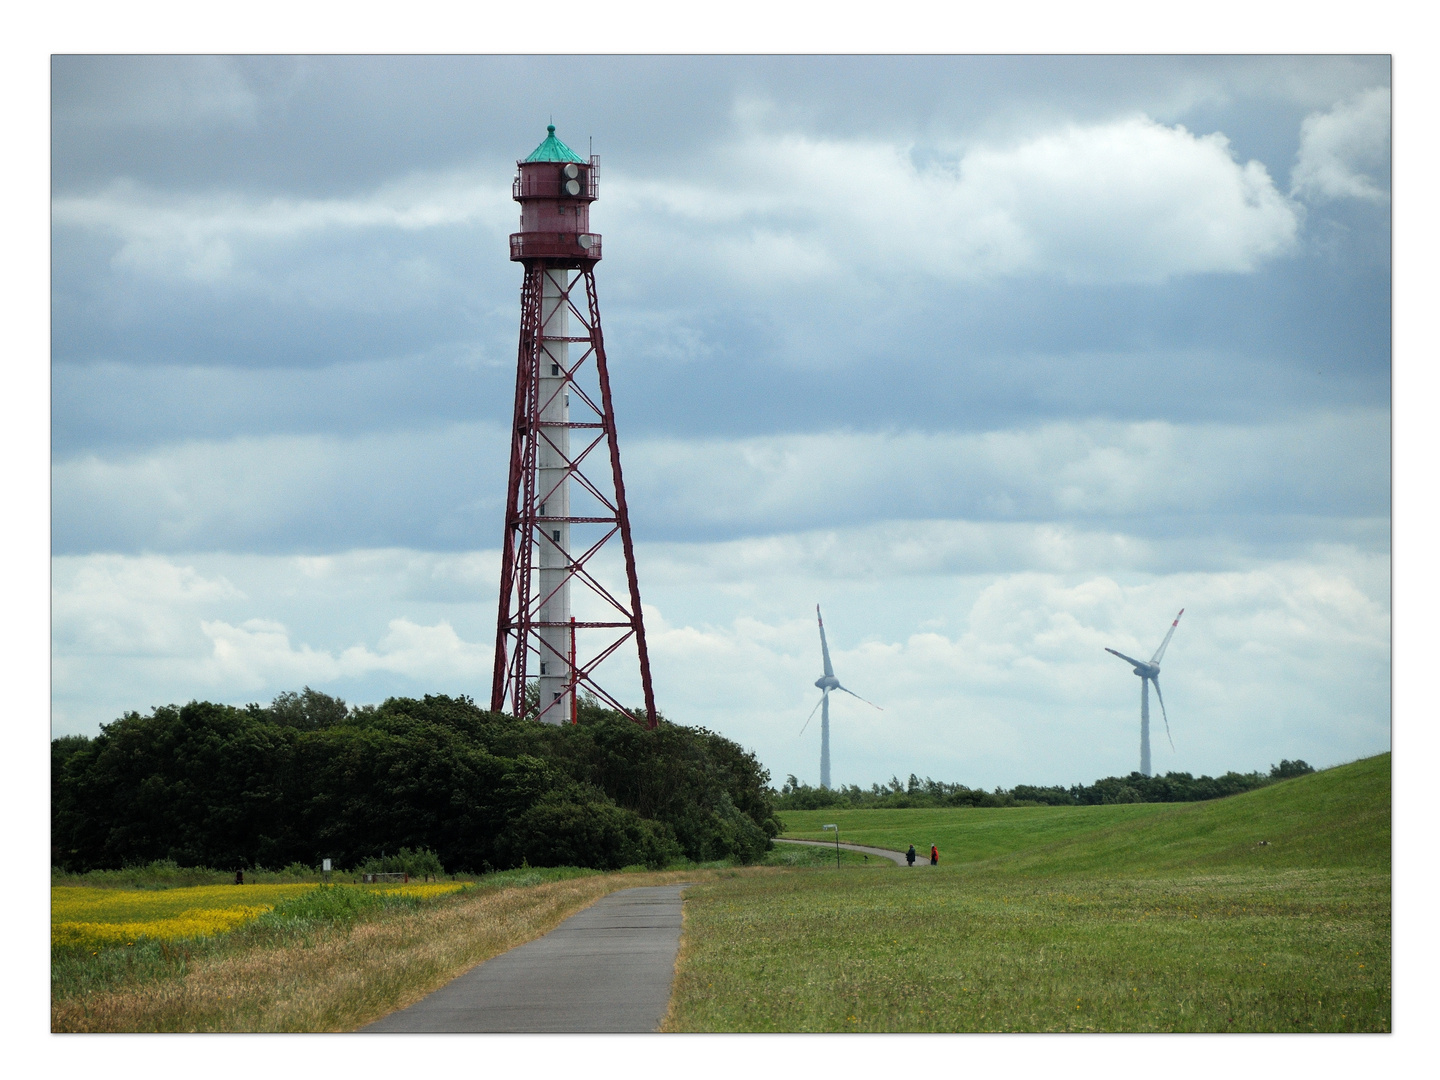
[491,126,657,729]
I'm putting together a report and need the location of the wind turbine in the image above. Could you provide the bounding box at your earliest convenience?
[1105,609,1183,777]
[800,605,881,788]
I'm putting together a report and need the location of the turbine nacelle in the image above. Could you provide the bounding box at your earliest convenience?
[1104,647,1158,679]
[814,675,840,691]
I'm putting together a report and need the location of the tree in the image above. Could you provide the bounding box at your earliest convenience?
[52,691,780,874]
[263,687,349,730]
[1270,759,1315,779]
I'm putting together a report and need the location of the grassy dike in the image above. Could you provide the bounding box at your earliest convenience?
[52,866,732,1032]
[662,755,1390,1033]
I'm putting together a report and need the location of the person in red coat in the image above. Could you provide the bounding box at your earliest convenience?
[930,844,938,866]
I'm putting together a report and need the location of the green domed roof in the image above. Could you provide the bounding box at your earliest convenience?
[523,124,587,164]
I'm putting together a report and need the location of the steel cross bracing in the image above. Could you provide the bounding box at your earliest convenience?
[491,264,657,729]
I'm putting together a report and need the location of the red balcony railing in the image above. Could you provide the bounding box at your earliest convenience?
[512,166,601,201]
[509,232,603,263]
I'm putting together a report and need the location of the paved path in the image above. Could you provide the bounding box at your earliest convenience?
[361,884,692,1033]
[774,837,932,866]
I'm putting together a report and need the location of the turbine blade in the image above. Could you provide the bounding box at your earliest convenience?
[1150,609,1184,665]
[835,685,883,710]
[1105,647,1145,668]
[817,604,835,679]
[1152,676,1174,751]
[799,694,824,736]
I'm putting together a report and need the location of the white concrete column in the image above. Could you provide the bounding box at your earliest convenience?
[535,269,572,723]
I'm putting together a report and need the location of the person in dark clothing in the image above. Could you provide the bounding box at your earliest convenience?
[930,844,938,866]
[906,844,916,866]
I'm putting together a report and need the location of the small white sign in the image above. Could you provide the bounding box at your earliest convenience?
[322,858,332,872]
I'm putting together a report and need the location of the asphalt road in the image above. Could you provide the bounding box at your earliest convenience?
[774,838,934,866]
[361,884,692,1033]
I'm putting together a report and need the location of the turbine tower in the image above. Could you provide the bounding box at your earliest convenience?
[491,126,656,728]
[1105,609,1183,776]
[801,605,880,788]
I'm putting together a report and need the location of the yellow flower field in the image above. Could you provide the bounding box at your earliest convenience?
[52,881,466,950]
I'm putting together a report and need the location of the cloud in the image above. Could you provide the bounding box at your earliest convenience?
[639,554,1390,786]
[52,113,1300,301]
[51,423,511,554]
[51,555,243,655]
[43,58,1392,789]
[51,168,515,286]
[50,352,504,454]
[1291,87,1391,204]
[52,549,499,650]
[51,410,1388,557]
[53,56,262,131]
[611,114,1300,286]
[200,616,489,690]
[50,544,1390,788]
[624,410,1389,540]
[637,519,1390,585]
[201,618,343,688]
[49,56,1390,195]
[49,549,501,714]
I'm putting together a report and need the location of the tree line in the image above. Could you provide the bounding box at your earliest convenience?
[773,759,1315,810]
[52,688,780,875]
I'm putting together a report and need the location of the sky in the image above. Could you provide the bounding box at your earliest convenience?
[49,54,1393,791]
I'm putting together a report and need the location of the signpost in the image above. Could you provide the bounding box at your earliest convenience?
[822,823,840,869]
[323,858,332,883]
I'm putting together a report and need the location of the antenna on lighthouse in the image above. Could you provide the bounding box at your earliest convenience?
[491,124,657,729]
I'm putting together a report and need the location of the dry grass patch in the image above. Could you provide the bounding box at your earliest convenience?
[54,869,717,1032]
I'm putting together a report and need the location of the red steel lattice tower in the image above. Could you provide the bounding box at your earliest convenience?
[491,126,657,729]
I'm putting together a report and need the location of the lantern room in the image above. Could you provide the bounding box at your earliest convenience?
[511,125,602,263]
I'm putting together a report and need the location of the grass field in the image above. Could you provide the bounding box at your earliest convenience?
[662,755,1390,1032]
[781,802,1173,865]
[779,755,1389,875]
